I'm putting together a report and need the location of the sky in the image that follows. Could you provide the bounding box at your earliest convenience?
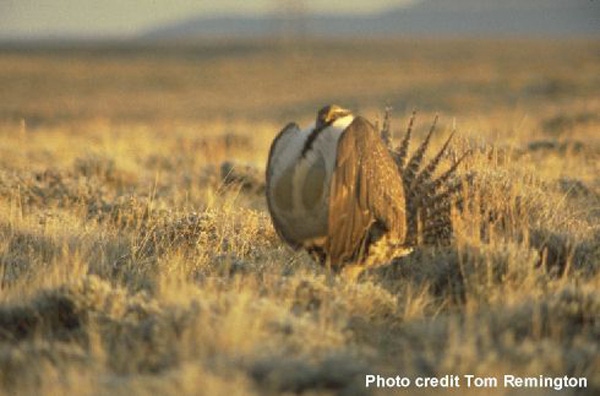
[0,0,417,39]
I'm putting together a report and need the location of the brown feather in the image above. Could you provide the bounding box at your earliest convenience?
[326,116,406,268]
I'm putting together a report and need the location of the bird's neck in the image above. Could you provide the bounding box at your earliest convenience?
[301,115,354,158]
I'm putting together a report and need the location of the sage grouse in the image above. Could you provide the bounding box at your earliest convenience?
[266,104,465,276]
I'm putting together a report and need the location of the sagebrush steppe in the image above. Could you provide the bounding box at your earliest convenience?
[0,39,599,395]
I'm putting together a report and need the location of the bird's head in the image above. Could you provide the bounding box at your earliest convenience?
[316,104,352,129]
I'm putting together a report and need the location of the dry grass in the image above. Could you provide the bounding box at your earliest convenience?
[0,39,599,395]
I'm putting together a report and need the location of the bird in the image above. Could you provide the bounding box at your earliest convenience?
[266,104,465,278]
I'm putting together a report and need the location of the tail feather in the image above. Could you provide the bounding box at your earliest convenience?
[386,111,468,248]
[423,216,453,244]
[413,130,455,187]
[403,115,438,188]
[422,197,453,220]
[421,178,464,208]
[420,189,454,245]
[393,110,417,171]
[380,106,393,151]
[419,150,470,199]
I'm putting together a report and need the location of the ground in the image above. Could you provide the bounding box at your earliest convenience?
[0,39,599,395]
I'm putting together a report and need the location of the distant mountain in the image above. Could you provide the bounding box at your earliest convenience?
[141,0,598,40]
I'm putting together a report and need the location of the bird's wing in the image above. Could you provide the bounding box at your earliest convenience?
[266,122,303,249]
[327,116,406,266]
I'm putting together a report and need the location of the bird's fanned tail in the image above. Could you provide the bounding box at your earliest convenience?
[381,108,468,248]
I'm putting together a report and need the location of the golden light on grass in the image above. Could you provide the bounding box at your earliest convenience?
[0,39,598,395]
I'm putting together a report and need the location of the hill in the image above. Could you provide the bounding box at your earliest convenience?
[142,0,598,39]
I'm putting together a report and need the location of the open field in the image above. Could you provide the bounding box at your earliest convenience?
[0,39,599,395]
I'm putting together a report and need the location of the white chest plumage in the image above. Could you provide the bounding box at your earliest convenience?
[267,115,355,246]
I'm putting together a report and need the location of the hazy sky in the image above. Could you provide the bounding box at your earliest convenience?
[0,0,417,38]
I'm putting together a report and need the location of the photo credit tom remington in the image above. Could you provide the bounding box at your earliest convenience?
[365,374,588,391]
